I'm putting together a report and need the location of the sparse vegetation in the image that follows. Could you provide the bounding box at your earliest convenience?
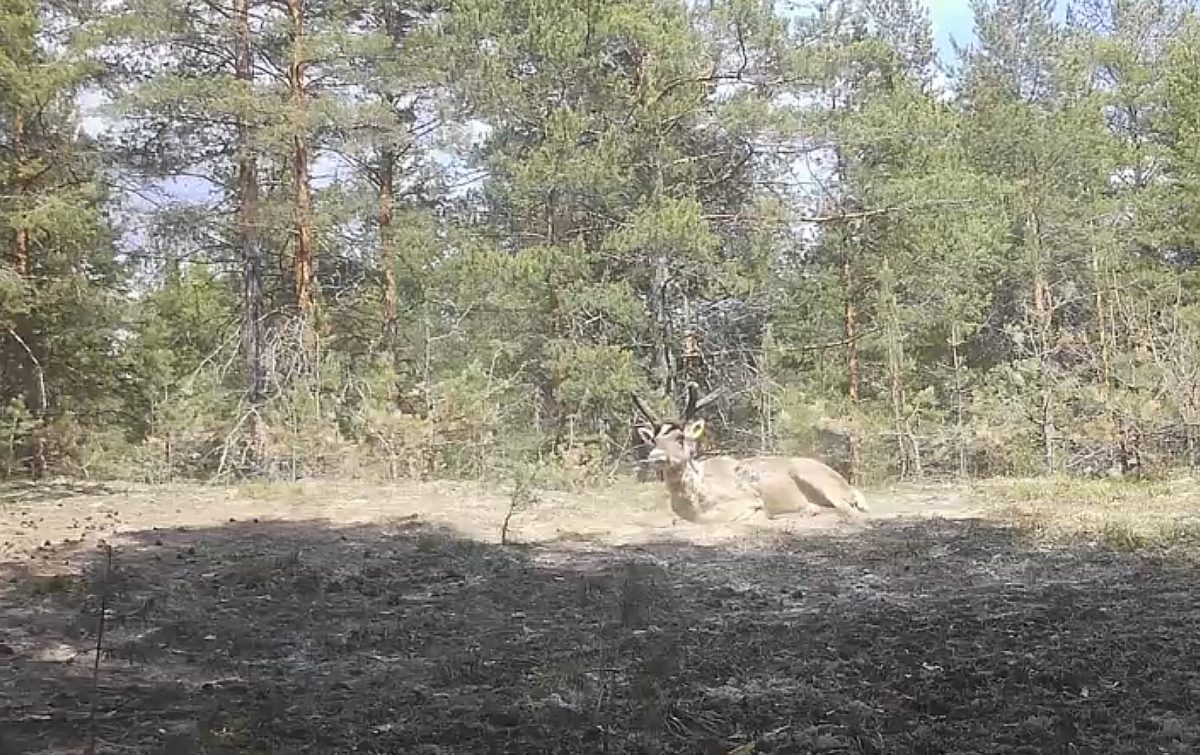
[971,476,1200,555]
[3,479,1200,753]
[501,461,543,545]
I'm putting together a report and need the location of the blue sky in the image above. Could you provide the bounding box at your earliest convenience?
[924,0,1069,62]
[925,0,976,61]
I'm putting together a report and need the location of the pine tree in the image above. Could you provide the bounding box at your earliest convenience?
[1,0,125,476]
[445,0,790,453]
[954,0,1115,474]
[94,0,287,471]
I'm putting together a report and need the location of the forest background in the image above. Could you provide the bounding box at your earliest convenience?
[4,0,1200,489]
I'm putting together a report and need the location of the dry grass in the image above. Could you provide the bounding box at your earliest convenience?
[970,476,1200,555]
[1,475,1199,754]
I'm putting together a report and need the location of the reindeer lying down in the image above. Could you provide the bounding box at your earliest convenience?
[633,384,869,524]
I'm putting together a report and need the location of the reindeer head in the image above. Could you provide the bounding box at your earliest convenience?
[631,383,722,470]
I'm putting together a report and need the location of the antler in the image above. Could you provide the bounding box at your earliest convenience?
[634,383,722,426]
[683,382,723,420]
[630,391,660,426]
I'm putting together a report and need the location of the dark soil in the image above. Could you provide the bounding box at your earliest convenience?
[3,500,1198,754]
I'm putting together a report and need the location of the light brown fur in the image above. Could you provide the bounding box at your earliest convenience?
[638,417,869,525]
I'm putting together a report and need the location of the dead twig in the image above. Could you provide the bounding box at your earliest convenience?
[84,544,114,755]
[4,326,46,416]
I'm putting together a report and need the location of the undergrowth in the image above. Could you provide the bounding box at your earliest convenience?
[972,475,1200,555]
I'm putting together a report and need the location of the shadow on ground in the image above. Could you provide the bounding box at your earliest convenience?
[0,480,122,506]
[1,514,1198,754]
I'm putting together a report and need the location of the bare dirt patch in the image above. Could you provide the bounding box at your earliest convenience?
[0,478,978,563]
[2,478,1197,754]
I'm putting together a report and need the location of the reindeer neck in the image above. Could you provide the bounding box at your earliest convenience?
[662,458,705,505]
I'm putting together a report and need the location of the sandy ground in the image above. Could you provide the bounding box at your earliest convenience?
[0,477,978,567]
[3,477,1196,755]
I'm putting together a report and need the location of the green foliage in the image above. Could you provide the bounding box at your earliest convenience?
[8,0,1200,485]
[0,0,129,478]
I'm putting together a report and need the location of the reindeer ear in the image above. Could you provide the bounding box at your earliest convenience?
[683,418,705,439]
[635,425,656,444]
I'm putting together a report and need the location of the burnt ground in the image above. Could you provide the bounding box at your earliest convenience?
[0,479,1198,754]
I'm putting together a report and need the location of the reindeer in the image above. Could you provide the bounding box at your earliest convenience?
[631,383,869,524]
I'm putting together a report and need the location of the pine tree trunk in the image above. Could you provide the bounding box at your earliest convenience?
[832,120,862,484]
[1038,321,1055,471]
[632,51,674,401]
[287,0,315,320]
[648,151,673,398]
[10,107,44,478]
[378,147,398,339]
[843,247,862,484]
[1093,245,1118,473]
[1035,275,1055,473]
[652,253,673,396]
[234,0,266,465]
[886,302,909,479]
[1029,211,1055,474]
[950,321,967,478]
[11,227,28,278]
[11,112,29,277]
